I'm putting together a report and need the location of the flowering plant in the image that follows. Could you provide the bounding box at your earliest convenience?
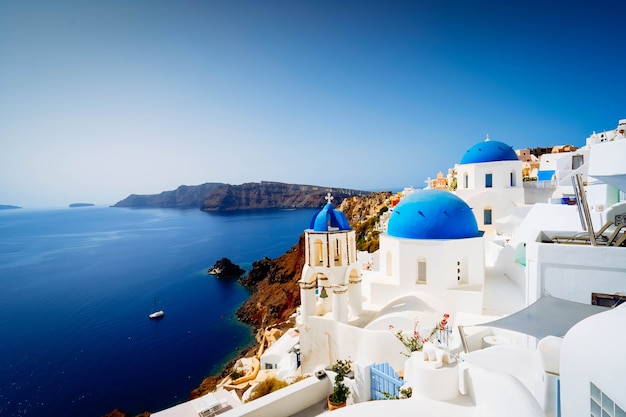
[389,314,450,357]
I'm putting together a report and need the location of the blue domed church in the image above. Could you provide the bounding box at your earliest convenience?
[370,189,486,313]
[453,138,525,235]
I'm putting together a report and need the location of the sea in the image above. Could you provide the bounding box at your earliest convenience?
[0,206,318,417]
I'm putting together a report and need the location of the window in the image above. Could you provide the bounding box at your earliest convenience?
[510,171,516,187]
[416,259,427,284]
[334,239,342,266]
[314,239,324,266]
[591,382,624,417]
[485,173,493,188]
[484,208,492,225]
[457,259,468,284]
[464,173,469,189]
[572,154,584,170]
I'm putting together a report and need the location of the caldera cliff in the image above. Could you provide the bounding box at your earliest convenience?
[112,181,372,211]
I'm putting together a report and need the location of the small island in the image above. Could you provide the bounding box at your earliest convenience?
[69,203,95,208]
[0,205,21,210]
[208,258,246,278]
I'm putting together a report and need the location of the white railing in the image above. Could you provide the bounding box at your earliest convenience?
[522,180,557,189]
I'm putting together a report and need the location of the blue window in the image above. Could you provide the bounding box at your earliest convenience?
[484,208,492,225]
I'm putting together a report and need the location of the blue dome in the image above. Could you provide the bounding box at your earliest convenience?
[460,140,518,165]
[309,203,351,232]
[387,190,480,239]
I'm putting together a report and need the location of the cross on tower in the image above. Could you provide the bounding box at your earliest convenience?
[325,192,334,204]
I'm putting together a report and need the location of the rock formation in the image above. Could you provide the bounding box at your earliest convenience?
[208,258,246,278]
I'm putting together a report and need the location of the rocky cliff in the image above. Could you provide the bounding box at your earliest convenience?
[112,183,224,208]
[200,182,371,211]
[189,237,305,400]
[112,181,372,210]
[235,235,306,327]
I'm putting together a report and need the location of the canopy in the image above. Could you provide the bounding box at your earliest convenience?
[479,295,609,339]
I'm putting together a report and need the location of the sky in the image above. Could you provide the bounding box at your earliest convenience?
[1,0,625,208]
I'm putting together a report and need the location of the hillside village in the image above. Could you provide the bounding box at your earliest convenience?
[143,119,626,417]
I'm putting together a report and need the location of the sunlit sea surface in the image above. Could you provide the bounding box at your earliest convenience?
[0,206,317,417]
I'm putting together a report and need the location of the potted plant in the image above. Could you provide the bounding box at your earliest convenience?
[327,359,352,411]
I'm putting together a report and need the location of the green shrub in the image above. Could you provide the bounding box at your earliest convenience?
[329,359,352,405]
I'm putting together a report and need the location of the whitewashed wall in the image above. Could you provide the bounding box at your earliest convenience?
[560,305,626,417]
[526,239,626,304]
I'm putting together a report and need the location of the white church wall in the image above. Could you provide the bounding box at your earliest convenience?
[457,164,478,190]
[560,305,626,417]
[465,191,518,236]
[372,236,485,313]
[298,317,408,375]
[372,236,443,306]
[442,238,485,288]
[455,160,524,198]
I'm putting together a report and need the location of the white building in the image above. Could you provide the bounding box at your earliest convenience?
[452,138,525,235]
[153,120,626,417]
[299,193,362,325]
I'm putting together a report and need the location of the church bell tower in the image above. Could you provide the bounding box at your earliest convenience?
[299,193,362,324]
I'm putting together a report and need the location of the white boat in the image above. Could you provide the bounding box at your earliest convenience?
[149,310,165,319]
[149,299,165,320]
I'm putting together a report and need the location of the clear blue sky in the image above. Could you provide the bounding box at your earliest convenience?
[1,0,624,207]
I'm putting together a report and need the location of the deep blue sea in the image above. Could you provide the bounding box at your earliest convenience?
[0,206,317,417]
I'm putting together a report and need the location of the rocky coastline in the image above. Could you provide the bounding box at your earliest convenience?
[190,191,394,398]
[104,190,395,416]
